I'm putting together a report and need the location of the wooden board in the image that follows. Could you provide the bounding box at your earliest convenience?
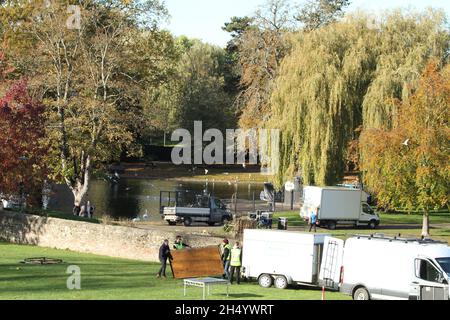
[170,246,223,279]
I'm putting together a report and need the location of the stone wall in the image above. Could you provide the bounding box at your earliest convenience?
[0,211,224,262]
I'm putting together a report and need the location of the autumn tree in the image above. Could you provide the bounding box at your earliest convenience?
[0,79,47,207]
[360,61,449,237]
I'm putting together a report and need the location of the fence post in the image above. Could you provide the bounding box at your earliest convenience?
[290,190,294,210]
[253,192,256,211]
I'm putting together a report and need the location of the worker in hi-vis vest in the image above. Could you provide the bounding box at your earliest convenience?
[229,242,242,285]
[220,239,232,279]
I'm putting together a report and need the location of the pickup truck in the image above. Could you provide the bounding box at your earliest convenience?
[160,191,233,227]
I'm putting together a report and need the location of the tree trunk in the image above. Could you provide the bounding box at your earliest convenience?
[72,187,87,208]
[65,155,91,214]
[421,211,430,237]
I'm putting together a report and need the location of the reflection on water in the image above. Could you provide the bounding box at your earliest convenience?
[49,179,264,220]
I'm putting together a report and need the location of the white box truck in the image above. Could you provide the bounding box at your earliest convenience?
[242,229,332,289]
[320,235,450,300]
[300,186,380,230]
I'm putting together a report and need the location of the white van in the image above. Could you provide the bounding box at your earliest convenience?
[321,235,450,300]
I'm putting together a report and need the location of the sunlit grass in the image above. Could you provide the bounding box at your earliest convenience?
[0,242,349,300]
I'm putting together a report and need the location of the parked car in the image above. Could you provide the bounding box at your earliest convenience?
[300,186,380,229]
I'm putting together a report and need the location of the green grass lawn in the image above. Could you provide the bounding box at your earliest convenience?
[0,242,349,300]
[273,211,450,244]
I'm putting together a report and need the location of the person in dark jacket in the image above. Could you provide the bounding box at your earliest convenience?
[157,239,173,278]
[220,239,232,279]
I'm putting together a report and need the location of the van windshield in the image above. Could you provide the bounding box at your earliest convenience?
[436,258,450,277]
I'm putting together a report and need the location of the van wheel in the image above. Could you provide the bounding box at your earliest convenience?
[274,276,288,290]
[258,274,273,288]
[184,217,192,227]
[368,220,377,229]
[353,287,370,300]
[328,221,337,230]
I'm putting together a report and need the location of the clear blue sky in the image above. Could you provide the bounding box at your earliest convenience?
[163,0,450,47]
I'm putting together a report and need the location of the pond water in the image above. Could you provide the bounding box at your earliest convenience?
[48,179,265,221]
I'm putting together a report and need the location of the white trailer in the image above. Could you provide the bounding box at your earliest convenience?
[300,186,379,230]
[242,229,332,289]
[320,235,450,300]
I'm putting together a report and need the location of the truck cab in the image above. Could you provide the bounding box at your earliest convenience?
[356,202,380,227]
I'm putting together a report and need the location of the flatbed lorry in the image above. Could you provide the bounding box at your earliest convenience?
[160,191,233,227]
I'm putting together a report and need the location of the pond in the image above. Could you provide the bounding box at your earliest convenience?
[48,179,265,221]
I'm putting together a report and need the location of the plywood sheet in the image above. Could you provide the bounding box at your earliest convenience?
[170,246,223,279]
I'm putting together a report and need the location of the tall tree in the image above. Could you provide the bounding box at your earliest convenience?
[222,16,254,95]
[360,60,449,237]
[234,0,292,129]
[295,0,351,31]
[223,16,254,41]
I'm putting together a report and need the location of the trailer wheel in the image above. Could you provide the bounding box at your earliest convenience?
[274,276,288,290]
[184,217,192,227]
[258,274,273,288]
[353,287,370,300]
[368,220,377,229]
[207,222,215,226]
[327,221,337,230]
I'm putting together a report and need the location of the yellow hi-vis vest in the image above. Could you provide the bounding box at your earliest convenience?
[230,248,242,267]
[224,244,232,261]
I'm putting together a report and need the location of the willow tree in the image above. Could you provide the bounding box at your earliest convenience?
[268,10,449,187]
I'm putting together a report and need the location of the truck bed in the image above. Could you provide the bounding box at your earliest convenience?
[163,207,210,216]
